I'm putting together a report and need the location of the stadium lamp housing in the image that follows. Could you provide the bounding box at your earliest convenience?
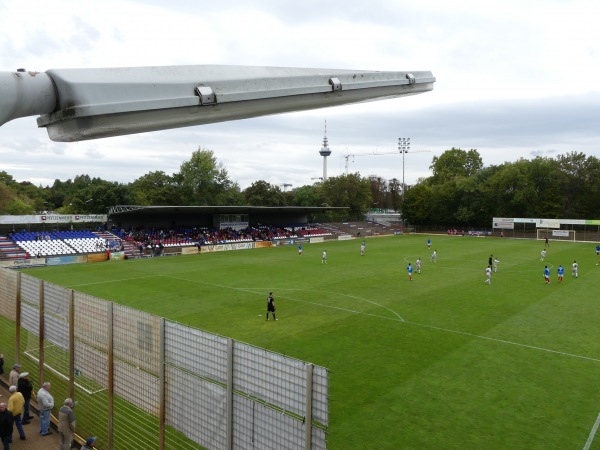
[0,65,435,142]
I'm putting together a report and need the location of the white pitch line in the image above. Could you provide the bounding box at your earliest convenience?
[69,273,600,364]
[276,288,405,322]
[67,275,160,287]
[163,276,405,321]
[583,411,600,450]
[405,320,600,363]
[164,275,600,363]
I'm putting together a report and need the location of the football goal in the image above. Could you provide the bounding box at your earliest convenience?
[536,228,576,242]
[24,333,106,395]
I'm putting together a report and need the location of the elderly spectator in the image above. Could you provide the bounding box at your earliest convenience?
[37,382,54,436]
[7,387,25,441]
[8,365,20,389]
[58,398,76,450]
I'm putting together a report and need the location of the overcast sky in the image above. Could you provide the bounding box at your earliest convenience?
[1,0,599,190]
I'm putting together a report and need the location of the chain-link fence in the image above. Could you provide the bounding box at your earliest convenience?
[0,268,328,450]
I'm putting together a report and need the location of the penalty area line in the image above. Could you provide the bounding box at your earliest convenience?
[274,288,405,322]
[583,411,600,450]
[162,276,406,321]
[405,320,600,364]
[67,275,160,288]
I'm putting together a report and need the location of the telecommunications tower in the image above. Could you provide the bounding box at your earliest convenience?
[319,120,332,180]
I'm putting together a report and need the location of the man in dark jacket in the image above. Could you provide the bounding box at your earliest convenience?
[0,402,14,450]
[17,373,33,424]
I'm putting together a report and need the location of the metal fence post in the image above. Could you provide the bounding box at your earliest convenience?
[158,318,165,450]
[305,363,314,450]
[107,302,114,450]
[227,338,234,450]
[68,290,75,400]
[38,279,44,384]
[14,272,21,364]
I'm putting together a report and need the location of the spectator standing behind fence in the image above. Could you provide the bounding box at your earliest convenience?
[0,402,14,450]
[58,398,76,450]
[82,436,96,450]
[8,365,20,388]
[17,373,33,424]
[7,386,25,441]
[37,382,54,436]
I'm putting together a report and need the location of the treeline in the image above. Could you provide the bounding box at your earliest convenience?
[0,147,371,221]
[1,146,598,226]
[402,148,600,226]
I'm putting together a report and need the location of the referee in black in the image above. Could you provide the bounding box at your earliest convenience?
[266,292,277,321]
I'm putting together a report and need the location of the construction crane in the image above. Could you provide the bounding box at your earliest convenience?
[344,148,430,200]
[344,151,399,174]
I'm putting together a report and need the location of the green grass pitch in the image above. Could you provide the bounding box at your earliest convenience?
[21,234,600,449]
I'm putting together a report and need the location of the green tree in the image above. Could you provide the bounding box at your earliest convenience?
[243,180,287,206]
[0,171,16,186]
[387,178,402,211]
[369,176,387,210]
[430,148,483,184]
[176,148,237,205]
[402,183,433,225]
[215,185,245,206]
[291,185,323,207]
[556,152,600,218]
[321,173,371,220]
[131,171,179,205]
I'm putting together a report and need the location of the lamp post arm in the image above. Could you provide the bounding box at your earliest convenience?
[1,65,435,142]
[0,70,57,126]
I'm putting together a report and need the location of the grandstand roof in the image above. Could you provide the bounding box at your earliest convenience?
[108,205,345,217]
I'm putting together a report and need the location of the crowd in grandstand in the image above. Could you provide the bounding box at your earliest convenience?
[1,224,329,259]
[110,224,327,249]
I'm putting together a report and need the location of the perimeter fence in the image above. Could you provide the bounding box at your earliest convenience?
[413,223,600,242]
[0,268,328,450]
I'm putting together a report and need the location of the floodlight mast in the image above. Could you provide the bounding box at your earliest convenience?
[0,65,435,142]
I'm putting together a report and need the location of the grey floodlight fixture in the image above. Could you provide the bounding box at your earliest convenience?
[0,65,435,142]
